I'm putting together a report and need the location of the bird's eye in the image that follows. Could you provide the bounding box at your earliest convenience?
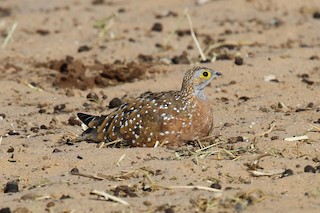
[200,70,211,79]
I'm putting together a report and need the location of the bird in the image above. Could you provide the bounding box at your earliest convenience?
[77,67,222,148]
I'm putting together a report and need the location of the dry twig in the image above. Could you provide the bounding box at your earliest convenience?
[90,189,130,206]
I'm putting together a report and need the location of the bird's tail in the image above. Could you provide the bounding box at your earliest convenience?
[77,113,108,142]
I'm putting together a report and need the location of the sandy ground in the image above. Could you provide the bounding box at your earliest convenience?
[0,0,320,212]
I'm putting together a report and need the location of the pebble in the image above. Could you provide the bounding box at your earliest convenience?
[109,98,122,108]
[304,165,316,173]
[4,181,19,193]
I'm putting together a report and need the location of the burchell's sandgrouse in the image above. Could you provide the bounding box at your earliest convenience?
[77,67,221,147]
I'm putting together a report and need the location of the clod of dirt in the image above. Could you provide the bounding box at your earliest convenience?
[52,148,62,153]
[0,7,11,18]
[40,125,48,130]
[53,104,66,113]
[304,165,316,173]
[78,45,91,53]
[30,127,39,133]
[228,136,243,143]
[270,136,279,140]
[238,96,250,102]
[301,78,314,85]
[60,194,71,200]
[165,207,175,213]
[234,56,244,65]
[111,185,138,197]
[86,92,99,102]
[65,89,75,97]
[46,202,55,208]
[109,98,122,108]
[4,181,19,193]
[0,207,11,213]
[309,55,319,60]
[12,207,31,213]
[259,107,269,113]
[7,146,14,153]
[171,51,190,64]
[138,54,153,62]
[38,109,46,114]
[36,29,50,36]
[92,0,104,5]
[175,29,191,37]
[313,12,320,19]
[281,169,293,178]
[68,116,82,126]
[151,22,163,32]
[100,61,148,82]
[50,56,94,90]
[155,10,178,19]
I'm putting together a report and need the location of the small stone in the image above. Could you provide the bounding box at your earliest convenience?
[315,165,320,173]
[52,148,62,153]
[4,181,19,193]
[0,113,6,118]
[270,136,279,140]
[304,165,316,173]
[7,130,20,136]
[70,167,79,174]
[60,194,71,200]
[210,182,222,189]
[234,56,244,65]
[40,125,48,129]
[0,208,11,213]
[77,155,83,160]
[281,169,293,178]
[151,22,163,32]
[313,11,320,19]
[164,207,175,213]
[109,98,122,108]
[309,55,319,60]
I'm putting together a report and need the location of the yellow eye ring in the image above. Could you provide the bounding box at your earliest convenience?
[200,70,211,79]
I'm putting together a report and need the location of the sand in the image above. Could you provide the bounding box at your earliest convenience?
[0,0,320,212]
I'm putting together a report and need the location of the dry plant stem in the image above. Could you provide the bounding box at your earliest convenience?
[309,124,320,132]
[250,169,285,177]
[98,139,123,148]
[145,174,222,193]
[70,170,105,180]
[184,9,206,61]
[116,154,126,166]
[90,189,130,206]
[1,22,17,49]
[284,135,309,142]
